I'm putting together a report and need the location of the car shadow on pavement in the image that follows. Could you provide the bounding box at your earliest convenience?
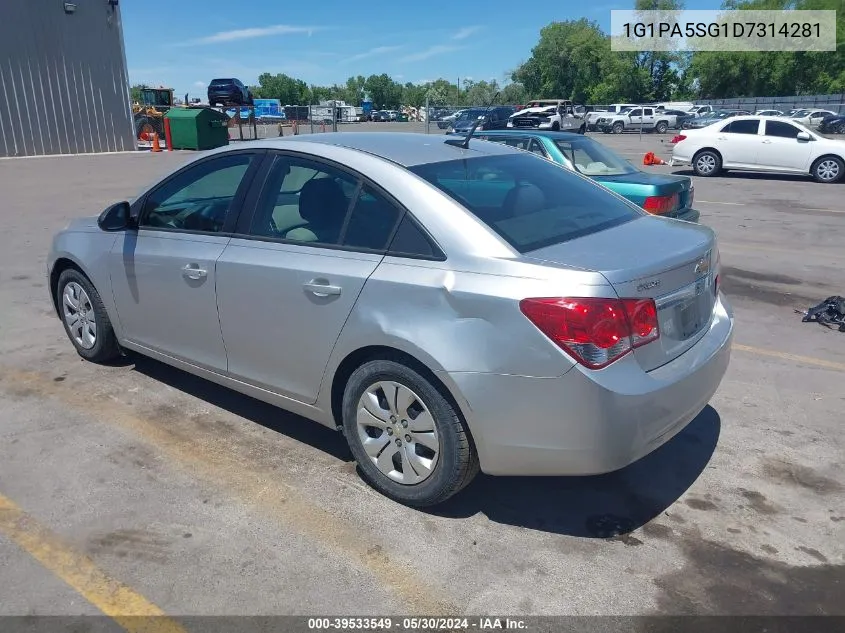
[670,168,816,183]
[429,405,721,537]
[130,355,354,463]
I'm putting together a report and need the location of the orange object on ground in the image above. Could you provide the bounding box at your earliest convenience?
[164,118,173,151]
[151,133,162,152]
[643,152,666,166]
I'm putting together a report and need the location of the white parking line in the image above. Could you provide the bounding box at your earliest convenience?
[697,200,745,205]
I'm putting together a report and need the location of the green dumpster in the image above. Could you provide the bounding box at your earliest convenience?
[164,108,229,150]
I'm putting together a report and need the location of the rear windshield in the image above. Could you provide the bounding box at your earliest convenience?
[210,79,233,87]
[554,137,637,176]
[409,153,640,253]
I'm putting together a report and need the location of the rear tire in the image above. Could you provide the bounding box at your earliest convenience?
[342,359,479,507]
[837,122,845,135]
[56,268,120,363]
[655,121,668,134]
[692,150,722,177]
[612,122,624,134]
[551,121,560,131]
[578,124,586,134]
[811,155,844,183]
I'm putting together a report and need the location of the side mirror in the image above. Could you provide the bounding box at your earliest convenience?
[97,201,132,231]
[796,131,812,142]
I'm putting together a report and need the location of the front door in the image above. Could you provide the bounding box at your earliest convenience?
[216,152,402,403]
[761,120,814,171]
[109,151,262,371]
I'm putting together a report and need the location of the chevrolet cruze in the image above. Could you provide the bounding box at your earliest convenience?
[48,133,734,506]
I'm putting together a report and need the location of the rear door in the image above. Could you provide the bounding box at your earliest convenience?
[215,151,402,403]
[760,119,814,171]
[714,118,761,167]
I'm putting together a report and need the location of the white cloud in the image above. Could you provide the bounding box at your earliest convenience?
[181,24,320,46]
[345,45,402,63]
[400,44,461,63]
[452,26,482,40]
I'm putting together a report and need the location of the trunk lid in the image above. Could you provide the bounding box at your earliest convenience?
[594,172,693,216]
[523,216,717,371]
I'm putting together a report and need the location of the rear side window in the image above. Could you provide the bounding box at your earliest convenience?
[409,154,640,253]
[388,215,443,259]
[722,119,759,134]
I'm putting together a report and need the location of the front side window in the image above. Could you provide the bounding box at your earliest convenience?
[409,153,640,253]
[722,119,760,135]
[141,153,255,233]
[628,109,642,117]
[765,120,802,138]
[554,138,637,176]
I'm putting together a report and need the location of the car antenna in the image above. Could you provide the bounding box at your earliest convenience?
[445,91,500,149]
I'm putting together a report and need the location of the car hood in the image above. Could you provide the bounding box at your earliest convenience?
[64,216,100,232]
[510,107,551,118]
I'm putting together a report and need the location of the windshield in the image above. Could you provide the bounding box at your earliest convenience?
[791,110,809,117]
[409,153,640,253]
[554,138,637,176]
[457,109,485,121]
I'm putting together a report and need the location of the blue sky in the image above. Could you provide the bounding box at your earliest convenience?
[122,0,718,100]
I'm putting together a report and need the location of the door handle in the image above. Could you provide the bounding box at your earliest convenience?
[717,136,727,140]
[303,280,342,297]
[182,264,207,280]
[762,139,772,144]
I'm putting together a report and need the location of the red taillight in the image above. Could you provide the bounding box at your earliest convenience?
[643,193,679,215]
[670,134,687,144]
[519,297,660,369]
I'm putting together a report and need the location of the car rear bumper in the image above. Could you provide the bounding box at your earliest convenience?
[446,294,733,476]
[671,206,700,223]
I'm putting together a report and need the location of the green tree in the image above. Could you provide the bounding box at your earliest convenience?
[463,79,500,105]
[130,84,149,103]
[500,81,529,104]
[364,74,402,109]
[512,19,614,102]
[252,73,310,104]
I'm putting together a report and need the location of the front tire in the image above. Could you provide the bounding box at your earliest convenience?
[612,122,624,134]
[655,121,668,134]
[342,359,478,507]
[578,124,586,134]
[56,268,120,363]
[551,121,560,131]
[811,155,844,183]
[837,123,845,135]
[693,150,722,177]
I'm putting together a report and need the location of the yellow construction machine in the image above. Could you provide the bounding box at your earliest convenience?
[132,86,175,139]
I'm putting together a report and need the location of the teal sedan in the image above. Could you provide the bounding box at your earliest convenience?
[456,129,699,223]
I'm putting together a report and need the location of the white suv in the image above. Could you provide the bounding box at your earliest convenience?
[507,100,584,132]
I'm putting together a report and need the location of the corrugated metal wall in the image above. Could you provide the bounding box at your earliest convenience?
[0,0,136,157]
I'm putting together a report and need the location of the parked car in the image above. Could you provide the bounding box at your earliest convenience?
[755,109,783,116]
[688,105,714,117]
[451,107,517,133]
[437,109,467,129]
[659,109,696,130]
[460,129,699,223]
[371,111,389,122]
[598,106,674,134]
[790,109,838,128]
[47,132,733,506]
[818,113,845,135]
[207,78,252,107]
[585,104,637,131]
[682,110,749,129]
[670,115,845,183]
[508,100,585,132]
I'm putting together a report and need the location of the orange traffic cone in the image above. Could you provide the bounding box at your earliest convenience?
[643,152,655,165]
[151,132,162,152]
[652,155,667,165]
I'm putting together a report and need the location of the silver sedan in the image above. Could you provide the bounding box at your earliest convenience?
[47,133,734,506]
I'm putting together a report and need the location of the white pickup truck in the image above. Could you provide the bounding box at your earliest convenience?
[596,106,673,134]
[507,99,585,132]
[585,104,637,131]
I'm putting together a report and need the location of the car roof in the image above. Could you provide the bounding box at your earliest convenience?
[212,132,520,167]
[470,129,585,141]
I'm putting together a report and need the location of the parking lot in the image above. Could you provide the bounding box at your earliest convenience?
[1,126,843,621]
